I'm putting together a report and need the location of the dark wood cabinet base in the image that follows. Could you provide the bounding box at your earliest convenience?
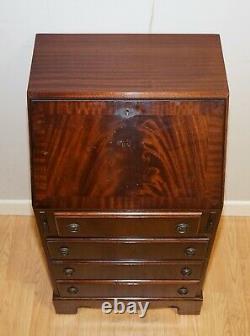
[53,293,203,315]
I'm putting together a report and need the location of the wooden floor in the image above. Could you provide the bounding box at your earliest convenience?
[0,215,249,335]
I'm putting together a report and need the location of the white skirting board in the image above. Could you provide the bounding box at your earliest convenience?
[222,201,250,216]
[0,200,33,216]
[0,200,250,216]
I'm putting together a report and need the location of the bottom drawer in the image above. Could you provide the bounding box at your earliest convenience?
[57,280,201,298]
[52,260,204,280]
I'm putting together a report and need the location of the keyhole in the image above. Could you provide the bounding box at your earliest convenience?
[117,139,131,148]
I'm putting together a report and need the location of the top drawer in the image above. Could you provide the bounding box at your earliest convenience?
[53,212,202,238]
[37,210,219,238]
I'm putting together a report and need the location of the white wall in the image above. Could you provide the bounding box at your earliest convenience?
[0,0,250,214]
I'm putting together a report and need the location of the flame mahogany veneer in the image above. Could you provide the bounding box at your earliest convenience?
[28,34,228,315]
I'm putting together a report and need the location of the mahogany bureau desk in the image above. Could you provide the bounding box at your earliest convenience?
[27,34,229,315]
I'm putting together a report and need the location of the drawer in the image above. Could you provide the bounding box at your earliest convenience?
[52,260,204,280]
[56,280,201,298]
[53,212,202,238]
[47,238,209,260]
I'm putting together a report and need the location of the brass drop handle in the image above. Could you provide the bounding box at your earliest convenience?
[67,223,80,233]
[67,286,79,295]
[64,267,74,276]
[177,287,189,295]
[60,246,70,256]
[181,267,192,276]
[176,223,188,234]
[185,247,196,256]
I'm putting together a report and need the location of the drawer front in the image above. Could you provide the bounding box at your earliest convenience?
[56,280,201,298]
[35,210,221,238]
[52,260,204,280]
[47,238,209,260]
[54,212,202,238]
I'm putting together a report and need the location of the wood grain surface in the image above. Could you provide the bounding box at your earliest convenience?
[53,212,201,238]
[55,279,201,298]
[27,34,229,317]
[46,238,209,260]
[27,34,229,99]
[0,215,249,335]
[51,260,204,280]
[29,100,226,210]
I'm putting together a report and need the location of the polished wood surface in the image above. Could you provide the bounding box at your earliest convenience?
[54,213,201,238]
[51,260,204,280]
[29,100,226,210]
[56,279,201,298]
[27,34,229,315]
[47,238,209,260]
[53,296,203,315]
[0,216,249,335]
[28,34,228,99]
[36,209,220,238]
